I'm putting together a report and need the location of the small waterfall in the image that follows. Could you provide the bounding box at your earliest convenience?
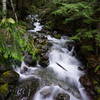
[14,15,90,100]
[27,15,43,33]
[33,36,89,100]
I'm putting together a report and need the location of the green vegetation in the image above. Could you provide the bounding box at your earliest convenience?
[0,18,39,63]
[0,0,100,99]
[33,0,100,62]
[0,83,9,95]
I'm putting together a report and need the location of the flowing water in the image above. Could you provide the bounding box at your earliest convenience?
[14,15,90,100]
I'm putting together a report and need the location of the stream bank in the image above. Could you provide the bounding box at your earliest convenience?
[0,15,92,100]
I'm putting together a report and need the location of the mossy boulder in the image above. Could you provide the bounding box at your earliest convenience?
[0,83,9,100]
[0,71,19,84]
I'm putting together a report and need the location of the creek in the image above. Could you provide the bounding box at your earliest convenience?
[14,15,90,100]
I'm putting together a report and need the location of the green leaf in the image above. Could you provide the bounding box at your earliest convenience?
[95,65,100,72]
[70,35,80,41]
[1,18,6,24]
[7,18,15,24]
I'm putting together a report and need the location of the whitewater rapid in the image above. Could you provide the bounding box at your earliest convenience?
[14,15,90,100]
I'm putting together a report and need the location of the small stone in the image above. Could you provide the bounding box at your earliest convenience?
[55,93,70,100]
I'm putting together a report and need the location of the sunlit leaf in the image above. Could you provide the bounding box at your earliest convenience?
[7,18,15,24]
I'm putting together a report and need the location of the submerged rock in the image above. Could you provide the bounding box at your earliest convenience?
[20,66,28,74]
[34,86,70,100]
[40,87,52,98]
[54,93,70,100]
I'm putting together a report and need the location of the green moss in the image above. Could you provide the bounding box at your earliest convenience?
[2,71,11,77]
[0,71,19,84]
[2,71,18,77]
[45,21,54,30]
[0,83,9,95]
[54,34,61,39]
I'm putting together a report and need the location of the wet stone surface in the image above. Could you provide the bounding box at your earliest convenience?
[54,93,70,100]
[7,77,40,100]
[79,74,96,99]
[24,54,37,67]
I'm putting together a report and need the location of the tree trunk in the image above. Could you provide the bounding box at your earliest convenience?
[2,0,7,18]
[10,0,18,22]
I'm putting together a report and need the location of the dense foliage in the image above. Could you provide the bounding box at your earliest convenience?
[0,18,38,63]
[33,0,100,58]
[0,0,100,99]
[51,0,100,54]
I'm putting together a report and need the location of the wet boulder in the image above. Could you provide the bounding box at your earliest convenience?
[38,45,49,68]
[79,74,96,98]
[20,66,28,74]
[80,75,93,90]
[24,54,37,67]
[0,71,19,100]
[0,83,9,100]
[0,71,19,84]
[54,93,70,100]
[7,77,40,100]
[39,86,70,100]
[39,54,49,68]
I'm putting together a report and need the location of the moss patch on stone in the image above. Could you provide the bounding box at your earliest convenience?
[0,84,9,95]
[0,71,19,84]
